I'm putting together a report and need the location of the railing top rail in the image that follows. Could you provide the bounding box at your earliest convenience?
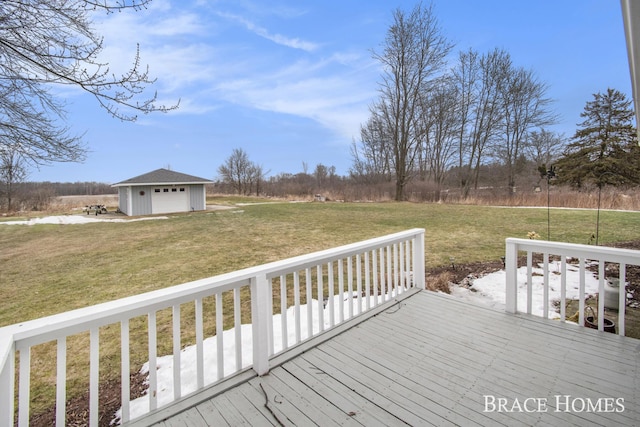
[506,237,640,265]
[1,228,425,348]
[262,228,425,278]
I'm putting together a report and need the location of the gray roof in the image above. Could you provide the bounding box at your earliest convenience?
[112,168,213,187]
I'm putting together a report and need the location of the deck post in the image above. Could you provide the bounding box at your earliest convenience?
[0,338,15,427]
[413,231,426,289]
[251,273,270,376]
[505,239,518,313]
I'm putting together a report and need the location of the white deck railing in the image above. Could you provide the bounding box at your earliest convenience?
[0,228,425,427]
[505,238,639,335]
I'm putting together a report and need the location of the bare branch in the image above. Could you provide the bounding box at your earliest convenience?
[0,0,177,164]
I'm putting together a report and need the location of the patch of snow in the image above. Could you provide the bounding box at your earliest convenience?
[0,215,168,225]
[112,292,370,425]
[449,260,600,318]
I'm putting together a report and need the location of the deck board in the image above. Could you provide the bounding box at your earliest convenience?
[143,291,639,427]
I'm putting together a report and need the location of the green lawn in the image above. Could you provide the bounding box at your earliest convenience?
[2,201,639,327]
[1,199,639,419]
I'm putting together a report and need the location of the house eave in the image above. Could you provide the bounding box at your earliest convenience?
[621,0,640,142]
[112,181,213,188]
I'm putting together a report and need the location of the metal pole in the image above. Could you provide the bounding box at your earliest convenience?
[547,174,551,240]
[596,184,602,245]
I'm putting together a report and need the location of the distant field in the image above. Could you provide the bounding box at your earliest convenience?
[2,197,640,419]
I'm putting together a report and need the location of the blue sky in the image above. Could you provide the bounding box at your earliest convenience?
[31,0,632,184]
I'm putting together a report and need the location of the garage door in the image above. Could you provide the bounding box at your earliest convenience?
[151,187,189,214]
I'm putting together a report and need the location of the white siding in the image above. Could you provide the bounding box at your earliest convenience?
[118,184,206,215]
[118,187,130,215]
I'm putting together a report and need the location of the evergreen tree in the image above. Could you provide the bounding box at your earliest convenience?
[555,88,639,188]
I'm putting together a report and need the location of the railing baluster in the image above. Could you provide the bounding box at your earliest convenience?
[120,320,130,424]
[578,258,586,327]
[560,257,567,322]
[148,311,158,411]
[305,268,313,338]
[18,346,29,427]
[372,250,379,305]
[526,252,533,314]
[338,260,345,323]
[294,271,301,344]
[364,251,371,310]
[172,305,181,400]
[407,240,412,287]
[598,261,605,331]
[347,256,354,318]
[234,287,243,370]
[399,242,405,293]
[356,254,363,314]
[407,241,412,287]
[280,275,288,351]
[619,264,627,335]
[89,327,99,427]
[317,265,324,332]
[195,298,204,389]
[393,243,399,295]
[387,245,393,297]
[380,247,386,302]
[543,253,549,319]
[328,263,335,327]
[216,293,224,380]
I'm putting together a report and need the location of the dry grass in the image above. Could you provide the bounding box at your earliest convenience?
[451,188,640,210]
[426,270,454,293]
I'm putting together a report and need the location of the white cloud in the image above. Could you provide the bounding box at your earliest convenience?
[84,1,377,140]
[214,70,376,140]
[86,2,219,111]
[215,11,318,52]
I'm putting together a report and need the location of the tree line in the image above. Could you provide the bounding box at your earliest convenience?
[350,3,559,201]
[1,2,638,212]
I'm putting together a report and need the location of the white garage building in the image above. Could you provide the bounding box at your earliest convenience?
[112,168,213,216]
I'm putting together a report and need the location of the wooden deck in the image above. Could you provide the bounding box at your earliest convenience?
[132,291,639,426]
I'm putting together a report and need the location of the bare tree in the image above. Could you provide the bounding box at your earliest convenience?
[453,48,510,197]
[451,48,480,192]
[0,0,176,164]
[494,67,555,193]
[218,148,251,195]
[248,163,268,196]
[0,148,27,211]
[313,164,328,188]
[525,128,565,169]
[218,148,266,195]
[0,79,86,164]
[369,2,453,200]
[350,115,393,183]
[417,78,459,199]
